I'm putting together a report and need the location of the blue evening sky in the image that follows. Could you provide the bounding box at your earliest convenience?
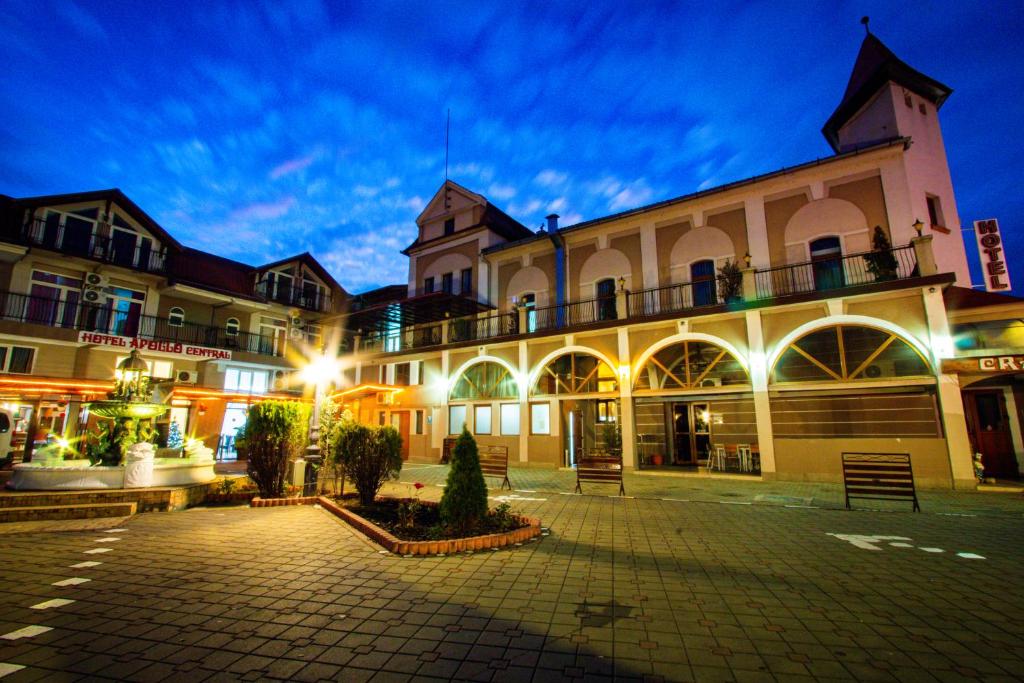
[2,1,1022,294]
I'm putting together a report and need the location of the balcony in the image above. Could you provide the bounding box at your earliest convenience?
[357,244,924,356]
[254,280,332,313]
[23,218,167,274]
[0,291,282,358]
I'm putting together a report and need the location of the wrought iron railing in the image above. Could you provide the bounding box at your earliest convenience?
[448,311,518,343]
[0,290,281,357]
[534,296,618,331]
[254,280,332,313]
[754,245,917,299]
[628,276,738,319]
[23,218,168,273]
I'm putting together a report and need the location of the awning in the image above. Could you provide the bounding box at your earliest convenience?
[344,292,493,332]
[163,387,309,403]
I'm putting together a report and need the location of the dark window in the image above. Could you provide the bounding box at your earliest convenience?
[394,362,410,386]
[460,268,473,295]
[415,410,424,434]
[2,346,35,374]
[441,272,453,294]
[810,237,844,291]
[0,412,9,433]
[444,218,455,235]
[596,278,617,320]
[691,260,717,307]
[423,276,434,294]
[927,195,943,227]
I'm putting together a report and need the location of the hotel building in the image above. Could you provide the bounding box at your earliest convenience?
[337,33,1024,489]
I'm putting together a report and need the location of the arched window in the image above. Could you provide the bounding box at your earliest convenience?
[168,307,185,327]
[532,353,618,396]
[596,278,617,320]
[810,236,844,291]
[449,361,518,401]
[634,340,748,391]
[772,324,930,383]
[225,317,240,336]
[690,260,717,306]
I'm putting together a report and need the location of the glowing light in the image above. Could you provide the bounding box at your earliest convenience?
[617,364,630,382]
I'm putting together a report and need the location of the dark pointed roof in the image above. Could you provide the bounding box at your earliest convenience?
[822,33,952,151]
[255,251,344,293]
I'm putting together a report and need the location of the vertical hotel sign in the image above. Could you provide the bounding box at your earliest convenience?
[974,219,1011,292]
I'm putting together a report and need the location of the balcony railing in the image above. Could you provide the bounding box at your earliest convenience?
[358,245,920,355]
[0,290,281,357]
[754,245,917,299]
[254,280,332,313]
[23,218,167,274]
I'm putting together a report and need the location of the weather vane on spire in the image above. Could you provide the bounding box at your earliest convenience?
[861,16,871,35]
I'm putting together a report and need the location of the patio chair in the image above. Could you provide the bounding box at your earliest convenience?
[708,443,726,472]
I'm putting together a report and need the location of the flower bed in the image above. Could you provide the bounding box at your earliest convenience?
[204,491,257,504]
[317,496,541,555]
[251,496,319,507]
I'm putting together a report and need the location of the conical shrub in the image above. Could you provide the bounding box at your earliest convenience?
[439,427,488,532]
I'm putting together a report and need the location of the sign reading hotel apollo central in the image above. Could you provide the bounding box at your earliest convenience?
[78,331,232,360]
[973,219,1011,292]
[942,355,1024,374]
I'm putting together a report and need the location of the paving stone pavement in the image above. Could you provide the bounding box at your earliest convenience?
[0,488,1022,682]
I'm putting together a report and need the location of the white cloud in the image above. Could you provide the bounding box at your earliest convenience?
[270,155,316,180]
[230,196,296,221]
[487,183,516,200]
[534,169,568,187]
[547,197,567,213]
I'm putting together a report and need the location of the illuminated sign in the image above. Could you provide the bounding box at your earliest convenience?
[973,219,1011,292]
[942,355,1024,374]
[78,332,232,360]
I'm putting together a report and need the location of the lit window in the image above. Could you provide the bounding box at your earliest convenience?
[500,403,519,435]
[449,405,467,434]
[224,367,269,393]
[474,405,492,435]
[168,307,185,327]
[530,403,550,435]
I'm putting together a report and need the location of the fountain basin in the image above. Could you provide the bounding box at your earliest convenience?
[8,459,216,490]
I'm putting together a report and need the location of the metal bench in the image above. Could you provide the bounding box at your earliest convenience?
[480,445,511,490]
[574,455,625,496]
[841,452,920,512]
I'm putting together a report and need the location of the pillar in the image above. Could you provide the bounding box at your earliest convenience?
[911,235,938,276]
[922,286,975,488]
[639,222,659,289]
[741,267,757,302]
[432,350,450,454]
[744,310,776,477]
[743,197,770,269]
[518,341,529,463]
[616,328,636,468]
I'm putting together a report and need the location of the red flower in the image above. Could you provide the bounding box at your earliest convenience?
[413,482,425,490]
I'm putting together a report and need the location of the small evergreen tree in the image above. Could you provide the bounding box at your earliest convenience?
[439,428,488,532]
[167,420,183,449]
[864,226,899,281]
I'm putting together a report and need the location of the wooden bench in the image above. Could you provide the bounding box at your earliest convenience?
[841,452,920,512]
[480,445,511,490]
[441,437,457,464]
[575,455,625,496]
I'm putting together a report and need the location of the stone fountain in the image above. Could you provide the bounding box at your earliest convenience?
[8,350,217,490]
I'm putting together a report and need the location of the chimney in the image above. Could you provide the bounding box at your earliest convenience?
[546,213,559,233]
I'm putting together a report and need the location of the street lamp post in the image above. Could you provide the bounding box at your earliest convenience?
[300,354,340,495]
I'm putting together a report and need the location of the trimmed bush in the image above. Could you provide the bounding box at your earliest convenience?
[342,423,403,505]
[241,400,311,498]
[439,428,488,532]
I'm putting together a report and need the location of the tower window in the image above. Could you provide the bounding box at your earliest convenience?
[926,195,945,229]
[904,92,912,108]
[444,218,455,236]
[919,102,927,115]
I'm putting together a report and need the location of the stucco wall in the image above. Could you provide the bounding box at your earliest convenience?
[772,437,952,488]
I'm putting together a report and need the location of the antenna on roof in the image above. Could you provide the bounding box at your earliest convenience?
[860,15,871,35]
[444,108,451,182]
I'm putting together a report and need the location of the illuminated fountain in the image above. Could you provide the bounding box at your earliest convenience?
[8,350,216,491]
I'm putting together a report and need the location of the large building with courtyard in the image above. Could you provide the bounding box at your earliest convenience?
[334,33,1024,490]
[1,32,1022,490]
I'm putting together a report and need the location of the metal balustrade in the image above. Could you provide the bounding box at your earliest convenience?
[0,290,281,357]
[23,218,168,273]
[754,245,917,299]
[627,277,734,319]
[448,311,518,343]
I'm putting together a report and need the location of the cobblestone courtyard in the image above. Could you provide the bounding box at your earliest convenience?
[0,472,1021,682]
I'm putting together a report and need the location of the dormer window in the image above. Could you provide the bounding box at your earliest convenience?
[444,218,455,236]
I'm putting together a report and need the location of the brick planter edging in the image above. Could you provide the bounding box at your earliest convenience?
[250,496,319,507]
[317,496,542,555]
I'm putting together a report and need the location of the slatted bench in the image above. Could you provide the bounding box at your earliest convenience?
[574,455,625,496]
[480,445,511,490]
[841,452,920,512]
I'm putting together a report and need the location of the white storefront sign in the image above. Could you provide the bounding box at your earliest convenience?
[78,331,232,360]
[973,218,1011,292]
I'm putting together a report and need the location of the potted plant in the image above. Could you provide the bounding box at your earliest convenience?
[718,260,743,303]
[864,226,899,281]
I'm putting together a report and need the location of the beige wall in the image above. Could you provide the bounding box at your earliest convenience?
[765,193,809,266]
[655,220,690,285]
[772,437,952,488]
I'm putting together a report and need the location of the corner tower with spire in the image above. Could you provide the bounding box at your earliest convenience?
[823,24,970,284]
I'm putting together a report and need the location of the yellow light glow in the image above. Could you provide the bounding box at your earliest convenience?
[301,354,342,386]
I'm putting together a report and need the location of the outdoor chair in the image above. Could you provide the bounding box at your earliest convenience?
[708,443,727,472]
[737,444,753,472]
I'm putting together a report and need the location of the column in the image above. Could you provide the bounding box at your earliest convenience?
[432,350,450,453]
[639,222,659,289]
[518,341,529,463]
[617,328,636,468]
[745,310,777,477]
[922,287,975,488]
[743,197,770,269]
[22,399,42,463]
